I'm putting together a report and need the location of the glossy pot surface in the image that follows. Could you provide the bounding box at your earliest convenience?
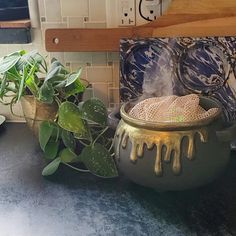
[114,97,235,191]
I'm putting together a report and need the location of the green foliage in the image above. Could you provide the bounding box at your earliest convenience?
[60,148,78,163]
[81,98,108,126]
[42,157,61,176]
[61,130,76,150]
[0,50,86,106]
[58,101,87,135]
[39,121,55,151]
[80,143,118,178]
[44,141,60,160]
[0,49,118,179]
[0,51,22,74]
[39,97,118,178]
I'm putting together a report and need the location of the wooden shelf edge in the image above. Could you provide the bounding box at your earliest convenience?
[0,19,31,28]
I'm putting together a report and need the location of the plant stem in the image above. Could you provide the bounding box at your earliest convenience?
[108,138,114,152]
[62,162,117,179]
[62,162,90,173]
[54,96,61,108]
[78,140,89,147]
[92,126,109,147]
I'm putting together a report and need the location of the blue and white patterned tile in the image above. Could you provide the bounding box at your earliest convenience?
[120,37,236,123]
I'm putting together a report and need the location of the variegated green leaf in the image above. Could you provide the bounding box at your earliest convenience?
[42,157,61,176]
[58,102,87,137]
[79,143,118,177]
[81,98,107,126]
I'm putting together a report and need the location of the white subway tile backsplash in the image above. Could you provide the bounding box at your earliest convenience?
[87,67,113,83]
[28,0,40,28]
[92,53,107,65]
[0,45,10,58]
[31,29,43,45]
[84,22,106,28]
[89,0,106,21]
[7,45,24,54]
[107,52,120,62]
[68,17,84,28]
[37,0,46,18]
[45,0,62,22]
[61,0,89,17]
[64,52,92,63]
[93,83,109,106]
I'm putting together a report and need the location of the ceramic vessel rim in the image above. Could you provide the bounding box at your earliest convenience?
[120,97,222,131]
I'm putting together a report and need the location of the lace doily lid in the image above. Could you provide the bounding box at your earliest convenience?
[129,94,219,122]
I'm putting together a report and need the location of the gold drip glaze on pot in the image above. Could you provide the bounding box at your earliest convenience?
[116,120,208,176]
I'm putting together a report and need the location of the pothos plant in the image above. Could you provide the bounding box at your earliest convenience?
[0,50,85,107]
[0,50,118,178]
[39,97,118,178]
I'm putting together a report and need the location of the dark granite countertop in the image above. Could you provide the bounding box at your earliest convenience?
[0,123,236,236]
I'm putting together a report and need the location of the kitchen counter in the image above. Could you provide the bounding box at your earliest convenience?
[0,123,236,236]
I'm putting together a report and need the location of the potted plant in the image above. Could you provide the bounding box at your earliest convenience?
[0,50,85,135]
[0,50,118,178]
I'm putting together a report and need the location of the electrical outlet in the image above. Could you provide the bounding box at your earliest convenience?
[118,0,136,26]
[136,0,161,25]
[106,0,171,28]
[146,0,160,20]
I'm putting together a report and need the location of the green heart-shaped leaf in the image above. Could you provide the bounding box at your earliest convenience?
[79,143,118,177]
[20,50,44,67]
[38,82,54,104]
[39,121,55,151]
[51,125,61,142]
[25,74,39,96]
[45,59,68,82]
[61,129,76,150]
[82,98,107,126]
[0,51,22,74]
[45,66,61,82]
[44,140,60,160]
[58,101,87,136]
[42,157,61,176]
[65,68,82,87]
[60,148,80,163]
[64,79,85,98]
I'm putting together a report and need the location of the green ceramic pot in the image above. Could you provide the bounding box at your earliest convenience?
[114,97,236,191]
